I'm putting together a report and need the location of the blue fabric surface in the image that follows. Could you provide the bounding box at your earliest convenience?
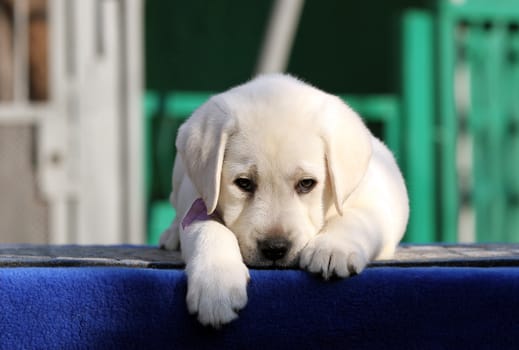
[1,266,518,349]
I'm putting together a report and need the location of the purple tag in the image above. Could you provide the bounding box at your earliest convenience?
[181,198,212,230]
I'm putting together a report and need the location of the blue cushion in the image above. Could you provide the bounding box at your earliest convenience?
[0,246,518,349]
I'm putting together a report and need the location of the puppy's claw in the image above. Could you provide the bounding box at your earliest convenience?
[345,252,366,275]
[159,226,180,251]
[300,235,368,279]
[186,260,249,328]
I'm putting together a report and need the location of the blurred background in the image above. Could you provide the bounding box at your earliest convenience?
[0,0,518,245]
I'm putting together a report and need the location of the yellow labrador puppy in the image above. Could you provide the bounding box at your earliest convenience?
[160,74,409,327]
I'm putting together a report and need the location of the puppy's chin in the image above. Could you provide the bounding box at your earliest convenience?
[241,252,300,269]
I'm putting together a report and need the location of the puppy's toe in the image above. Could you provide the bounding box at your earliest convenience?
[159,227,179,250]
[300,246,331,277]
[300,235,368,279]
[346,251,368,275]
[194,297,240,328]
[300,237,336,278]
[186,260,250,327]
[330,250,367,278]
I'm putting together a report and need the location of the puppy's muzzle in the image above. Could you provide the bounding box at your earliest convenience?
[257,237,292,262]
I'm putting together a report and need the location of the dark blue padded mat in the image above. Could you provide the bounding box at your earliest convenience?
[1,244,519,349]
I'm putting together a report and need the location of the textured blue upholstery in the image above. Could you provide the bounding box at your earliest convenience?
[1,259,519,349]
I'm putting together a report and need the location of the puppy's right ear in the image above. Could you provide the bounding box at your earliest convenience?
[175,97,235,214]
[320,95,373,215]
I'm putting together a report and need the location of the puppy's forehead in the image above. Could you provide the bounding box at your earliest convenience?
[220,79,327,176]
[226,126,324,177]
[229,96,322,144]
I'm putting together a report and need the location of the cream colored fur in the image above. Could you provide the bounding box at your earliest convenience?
[160,74,409,327]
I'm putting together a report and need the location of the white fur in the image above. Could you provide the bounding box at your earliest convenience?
[160,74,409,327]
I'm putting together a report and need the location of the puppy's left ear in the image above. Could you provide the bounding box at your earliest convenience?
[320,95,373,215]
[175,97,235,214]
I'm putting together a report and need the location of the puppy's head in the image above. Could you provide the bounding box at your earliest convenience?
[176,74,372,267]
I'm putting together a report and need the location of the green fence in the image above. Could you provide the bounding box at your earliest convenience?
[399,0,519,243]
[435,0,519,242]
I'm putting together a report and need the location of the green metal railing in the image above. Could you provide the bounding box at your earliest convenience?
[401,0,519,243]
[401,11,436,242]
[436,0,519,242]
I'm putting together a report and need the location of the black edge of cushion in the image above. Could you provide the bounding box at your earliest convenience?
[0,244,518,269]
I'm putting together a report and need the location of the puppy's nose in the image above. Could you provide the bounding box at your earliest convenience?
[258,238,291,261]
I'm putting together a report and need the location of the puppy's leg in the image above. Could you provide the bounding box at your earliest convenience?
[159,218,180,250]
[300,209,384,279]
[181,219,250,327]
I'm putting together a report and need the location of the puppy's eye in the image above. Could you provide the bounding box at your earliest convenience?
[234,178,256,193]
[296,178,317,194]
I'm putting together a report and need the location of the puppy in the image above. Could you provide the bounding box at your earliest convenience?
[160,74,409,327]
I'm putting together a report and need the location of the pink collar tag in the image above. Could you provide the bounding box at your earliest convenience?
[181,198,215,230]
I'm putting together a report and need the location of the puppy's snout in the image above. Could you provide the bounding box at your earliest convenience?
[258,237,292,261]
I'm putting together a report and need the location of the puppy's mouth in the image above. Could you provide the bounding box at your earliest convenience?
[243,251,301,269]
[244,239,300,269]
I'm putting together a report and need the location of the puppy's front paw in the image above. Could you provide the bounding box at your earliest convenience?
[186,259,250,328]
[159,225,180,250]
[300,234,368,279]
